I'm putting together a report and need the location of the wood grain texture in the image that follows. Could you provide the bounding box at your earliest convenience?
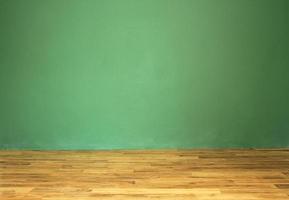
[1,149,289,200]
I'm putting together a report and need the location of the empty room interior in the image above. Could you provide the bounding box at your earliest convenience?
[1,0,289,199]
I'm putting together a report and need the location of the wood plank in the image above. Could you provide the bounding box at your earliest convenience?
[1,149,289,199]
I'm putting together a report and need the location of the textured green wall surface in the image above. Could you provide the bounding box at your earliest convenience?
[0,0,289,150]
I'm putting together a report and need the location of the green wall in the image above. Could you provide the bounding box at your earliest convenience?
[1,0,289,149]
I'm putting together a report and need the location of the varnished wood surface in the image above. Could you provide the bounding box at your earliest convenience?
[1,149,289,200]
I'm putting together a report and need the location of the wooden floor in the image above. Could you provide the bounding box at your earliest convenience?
[1,149,289,200]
